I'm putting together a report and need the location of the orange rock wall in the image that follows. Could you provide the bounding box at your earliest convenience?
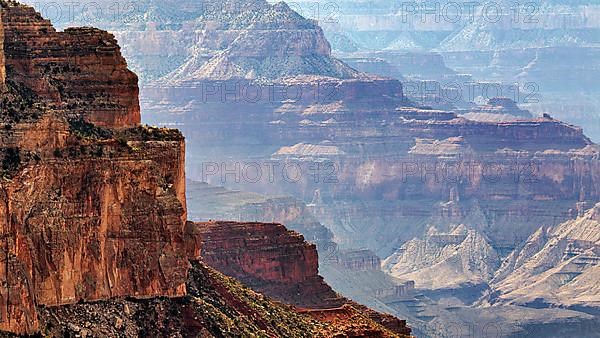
[0,3,190,334]
[1,4,140,128]
[194,221,345,308]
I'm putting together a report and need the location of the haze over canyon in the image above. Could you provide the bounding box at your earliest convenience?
[2,0,600,337]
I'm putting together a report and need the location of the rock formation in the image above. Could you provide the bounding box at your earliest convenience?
[0,2,413,335]
[193,221,343,309]
[383,224,501,290]
[192,220,412,336]
[331,249,383,271]
[0,1,188,334]
[39,260,409,337]
[488,203,600,311]
[22,0,600,334]
[320,0,600,141]
[118,1,600,259]
[459,97,534,122]
[1,4,140,128]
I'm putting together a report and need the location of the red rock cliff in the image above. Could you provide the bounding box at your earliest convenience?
[1,3,140,128]
[193,221,344,309]
[192,221,412,336]
[0,2,189,334]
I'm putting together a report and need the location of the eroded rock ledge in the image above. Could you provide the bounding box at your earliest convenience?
[0,2,188,334]
[192,220,412,337]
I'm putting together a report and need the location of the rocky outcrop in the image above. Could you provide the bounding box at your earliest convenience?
[459,97,534,122]
[192,221,344,309]
[192,220,412,336]
[39,261,410,338]
[1,4,140,128]
[0,2,189,334]
[383,224,501,290]
[488,203,600,310]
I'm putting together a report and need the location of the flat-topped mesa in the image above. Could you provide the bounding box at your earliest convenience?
[1,2,140,128]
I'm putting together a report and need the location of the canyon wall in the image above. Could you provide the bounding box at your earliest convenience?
[1,4,140,128]
[193,221,344,309]
[0,2,190,334]
[0,3,414,336]
[193,220,412,336]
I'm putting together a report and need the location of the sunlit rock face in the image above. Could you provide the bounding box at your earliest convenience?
[383,224,501,289]
[1,4,141,128]
[488,203,600,311]
[0,2,189,334]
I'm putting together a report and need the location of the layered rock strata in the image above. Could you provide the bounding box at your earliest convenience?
[489,203,600,310]
[0,3,413,336]
[0,2,189,334]
[192,220,412,336]
[383,224,501,290]
[193,221,344,309]
[1,3,140,128]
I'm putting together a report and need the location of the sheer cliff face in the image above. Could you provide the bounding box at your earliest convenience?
[0,3,188,334]
[193,221,343,309]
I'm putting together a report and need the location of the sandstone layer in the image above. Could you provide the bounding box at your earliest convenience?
[0,2,189,334]
[192,220,412,337]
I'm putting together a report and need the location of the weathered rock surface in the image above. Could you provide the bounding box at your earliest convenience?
[0,2,189,334]
[383,224,501,290]
[192,221,345,309]
[184,179,417,314]
[191,220,412,336]
[1,3,140,128]
[488,203,600,310]
[37,261,410,338]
